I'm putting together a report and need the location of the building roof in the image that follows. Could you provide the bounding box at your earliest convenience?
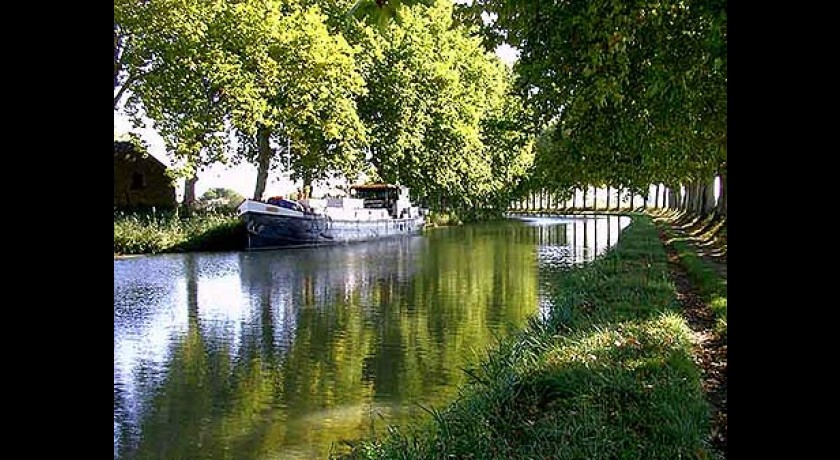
[114,141,167,169]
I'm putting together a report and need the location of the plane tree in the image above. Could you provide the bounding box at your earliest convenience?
[217,0,369,200]
[354,1,534,217]
[457,0,727,215]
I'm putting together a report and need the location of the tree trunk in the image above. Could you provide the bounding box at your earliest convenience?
[253,126,272,201]
[702,176,716,216]
[583,186,588,210]
[684,183,694,212]
[676,185,684,210]
[655,184,661,208]
[616,188,621,210]
[695,182,704,214]
[643,188,649,210]
[302,171,312,200]
[539,189,544,210]
[606,186,611,210]
[716,171,727,217]
[183,173,198,209]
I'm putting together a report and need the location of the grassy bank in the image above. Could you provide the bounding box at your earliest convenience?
[342,215,713,459]
[114,210,245,255]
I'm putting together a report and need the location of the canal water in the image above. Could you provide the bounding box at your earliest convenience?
[114,215,631,459]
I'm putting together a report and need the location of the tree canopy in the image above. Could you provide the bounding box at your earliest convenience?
[457,0,726,196]
[353,1,533,215]
[115,0,725,216]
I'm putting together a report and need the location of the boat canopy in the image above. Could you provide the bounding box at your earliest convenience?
[350,183,398,190]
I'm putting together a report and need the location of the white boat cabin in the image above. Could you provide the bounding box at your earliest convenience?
[301,184,422,221]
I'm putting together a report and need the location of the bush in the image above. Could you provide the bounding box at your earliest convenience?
[114,209,245,254]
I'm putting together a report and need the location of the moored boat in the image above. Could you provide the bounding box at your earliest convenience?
[237,184,426,250]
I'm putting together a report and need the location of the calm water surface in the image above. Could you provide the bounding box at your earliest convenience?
[114,216,630,459]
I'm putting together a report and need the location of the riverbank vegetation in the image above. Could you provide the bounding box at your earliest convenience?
[114,210,244,255]
[341,215,713,459]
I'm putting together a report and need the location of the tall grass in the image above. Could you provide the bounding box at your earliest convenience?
[341,215,713,459]
[114,209,245,255]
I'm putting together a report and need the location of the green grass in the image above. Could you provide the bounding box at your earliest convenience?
[340,215,713,459]
[114,209,245,255]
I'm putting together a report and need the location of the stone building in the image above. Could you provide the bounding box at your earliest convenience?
[114,141,176,209]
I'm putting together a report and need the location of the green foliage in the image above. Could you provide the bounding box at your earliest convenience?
[195,0,371,198]
[426,210,461,227]
[117,0,234,182]
[344,216,712,459]
[462,0,726,198]
[348,0,436,31]
[114,210,244,254]
[354,1,534,214]
[117,0,371,193]
[198,187,245,211]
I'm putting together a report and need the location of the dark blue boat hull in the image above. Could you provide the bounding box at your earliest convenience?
[241,211,424,250]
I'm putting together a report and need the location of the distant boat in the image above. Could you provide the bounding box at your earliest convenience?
[238,184,426,250]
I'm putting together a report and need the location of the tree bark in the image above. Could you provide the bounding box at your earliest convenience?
[692,182,703,214]
[583,186,588,210]
[606,186,611,210]
[674,184,683,209]
[695,182,704,214]
[685,183,694,212]
[183,172,198,209]
[685,182,697,212]
[702,176,717,216]
[302,171,312,200]
[253,126,272,201]
[655,184,661,208]
[716,171,727,217]
[616,188,621,210]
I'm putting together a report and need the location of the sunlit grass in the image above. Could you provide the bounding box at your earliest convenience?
[114,209,245,255]
[341,215,714,459]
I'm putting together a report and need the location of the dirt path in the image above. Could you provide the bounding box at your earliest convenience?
[657,224,728,458]
[664,216,727,280]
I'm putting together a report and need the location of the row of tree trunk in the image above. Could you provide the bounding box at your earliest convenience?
[511,174,727,218]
